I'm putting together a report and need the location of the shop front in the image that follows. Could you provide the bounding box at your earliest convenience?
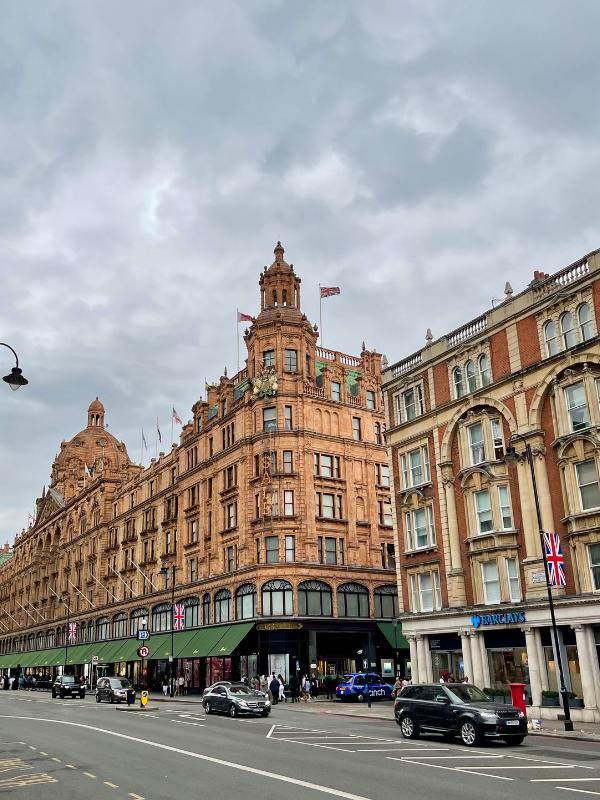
[429,632,464,682]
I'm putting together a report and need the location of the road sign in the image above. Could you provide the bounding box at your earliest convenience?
[137,645,149,658]
[91,655,99,665]
[137,629,150,641]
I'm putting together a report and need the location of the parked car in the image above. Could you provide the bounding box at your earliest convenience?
[395,683,528,746]
[52,675,85,699]
[95,677,136,705]
[336,673,394,702]
[203,682,271,717]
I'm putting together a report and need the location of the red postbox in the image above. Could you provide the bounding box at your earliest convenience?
[509,682,527,714]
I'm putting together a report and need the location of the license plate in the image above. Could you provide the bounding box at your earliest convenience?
[506,720,520,726]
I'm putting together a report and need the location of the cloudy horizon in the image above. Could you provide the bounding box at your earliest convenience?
[2,0,600,539]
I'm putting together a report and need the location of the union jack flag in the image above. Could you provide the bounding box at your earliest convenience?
[173,603,185,631]
[68,622,77,643]
[544,531,566,587]
[320,286,341,298]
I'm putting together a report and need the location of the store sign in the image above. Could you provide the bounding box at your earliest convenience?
[256,622,303,631]
[471,610,525,629]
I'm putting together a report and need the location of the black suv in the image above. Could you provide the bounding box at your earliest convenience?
[52,675,85,699]
[95,677,136,705]
[395,683,527,746]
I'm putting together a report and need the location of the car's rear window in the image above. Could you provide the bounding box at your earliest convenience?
[109,679,131,688]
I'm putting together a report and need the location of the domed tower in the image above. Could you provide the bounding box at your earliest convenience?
[87,397,105,429]
[246,242,318,381]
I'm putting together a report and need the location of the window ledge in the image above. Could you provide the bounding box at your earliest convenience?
[404,545,438,557]
[562,508,600,524]
[316,516,347,524]
[183,540,199,549]
[398,480,433,494]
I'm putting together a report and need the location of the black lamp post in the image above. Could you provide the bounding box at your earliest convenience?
[505,434,573,732]
[62,596,70,675]
[1,343,28,390]
[159,565,176,698]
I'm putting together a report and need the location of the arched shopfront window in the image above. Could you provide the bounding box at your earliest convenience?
[202,593,211,625]
[87,620,94,642]
[214,589,231,623]
[182,597,200,628]
[374,585,399,618]
[152,603,171,632]
[96,617,110,641]
[337,582,369,618]
[130,607,148,636]
[112,613,127,639]
[235,584,257,620]
[298,580,332,616]
[261,580,293,616]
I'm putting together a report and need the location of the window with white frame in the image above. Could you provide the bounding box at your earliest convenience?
[468,422,485,464]
[506,557,521,602]
[587,543,600,591]
[404,506,435,550]
[453,367,464,399]
[561,312,576,349]
[375,463,390,487]
[565,382,589,431]
[474,489,493,533]
[544,320,559,357]
[472,485,513,534]
[498,485,513,529]
[395,384,424,424]
[409,570,441,613]
[283,490,294,516]
[490,417,504,459]
[331,381,341,402]
[401,445,430,488]
[578,303,594,342]
[478,354,491,387]
[481,560,501,604]
[465,360,477,392]
[576,459,600,510]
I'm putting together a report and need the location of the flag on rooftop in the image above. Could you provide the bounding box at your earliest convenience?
[237,311,254,322]
[320,286,340,298]
[172,407,182,425]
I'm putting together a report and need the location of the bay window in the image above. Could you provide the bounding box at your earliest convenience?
[565,382,589,431]
[576,459,600,510]
[404,506,435,550]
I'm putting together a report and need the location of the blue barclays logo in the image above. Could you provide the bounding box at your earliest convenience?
[471,610,525,628]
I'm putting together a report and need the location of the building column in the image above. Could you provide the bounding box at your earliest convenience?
[407,635,418,682]
[584,626,600,709]
[530,439,555,537]
[534,627,549,690]
[573,625,599,711]
[523,627,542,707]
[515,456,540,559]
[460,631,473,683]
[478,633,491,687]
[416,635,430,683]
[470,632,485,688]
[440,466,466,608]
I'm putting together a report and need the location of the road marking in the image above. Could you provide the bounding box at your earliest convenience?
[387,758,513,781]
[398,754,505,760]
[461,765,577,770]
[533,780,600,783]
[28,745,36,750]
[356,748,449,752]
[129,794,145,799]
[39,751,48,756]
[65,764,76,769]
[266,723,276,738]
[557,790,600,796]
[84,772,96,779]
[104,780,119,788]
[171,720,205,727]
[0,715,375,800]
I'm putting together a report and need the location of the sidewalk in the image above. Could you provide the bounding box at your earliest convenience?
[146,693,600,742]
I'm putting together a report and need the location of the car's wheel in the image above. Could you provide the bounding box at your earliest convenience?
[262,710,270,717]
[504,736,525,746]
[400,714,420,739]
[459,719,481,747]
[51,690,56,698]
[203,702,211,714]
[229,704,238,718]
[356,692,365,703]
[95,694,100,703]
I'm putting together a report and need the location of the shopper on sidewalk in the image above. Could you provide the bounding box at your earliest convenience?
[269,674,280,705]
[289,674,300,703]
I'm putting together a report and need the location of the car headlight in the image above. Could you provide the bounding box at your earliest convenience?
[265,699,271,706]
[479,710,499,719]
[238,700,248,707]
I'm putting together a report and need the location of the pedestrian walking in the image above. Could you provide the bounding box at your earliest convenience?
[392,677,403,699]
[310,675,318,699]
[277,674,286,703]
[269,673,280,705]
[177,675,185,696]
[289,674,299,703]
[162,676,169,696]
[301,675,311,702]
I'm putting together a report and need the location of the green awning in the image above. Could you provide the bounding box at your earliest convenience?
[376,621,408,650]
[101,638,139,664]
[177,626,229,658]
[65,644,94,666]
[172,629,204,659]
[206,623,254,657]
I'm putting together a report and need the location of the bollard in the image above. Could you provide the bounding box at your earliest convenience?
[140,690,148,709]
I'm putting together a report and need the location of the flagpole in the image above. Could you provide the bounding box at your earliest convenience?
[140,429,144,467]
[236,308,240,375]
[319,285,323,346]
[155,417,159,460]
[171,410,174,448]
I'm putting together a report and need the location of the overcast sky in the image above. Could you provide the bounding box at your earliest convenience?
[2,0,600,539]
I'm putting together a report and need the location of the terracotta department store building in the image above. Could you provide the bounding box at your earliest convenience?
[0,243,402,690]
[383,249,600,721]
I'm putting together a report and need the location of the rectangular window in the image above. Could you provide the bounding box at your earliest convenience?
[576,459,600,510]
[226,545,235,572]
[265,536,279,563]
[366,390,375,410]
[285,535,295,563]
[506,557,520,602]
[284,349,298,372]
[403,385,424,421]
[325,537,337,564]
[283,450,293,473]
[482,560,501,604]
[378,500,393,526]
[149,480,155,498]
[404,507,435,550]
[491,418,504,459]
[284,405,293,430]
[188,519,198,544]
[498,485,513,529]
[269,491,278,518]
[263,407,277,432]
[225,465,236,489]
[469,422,485,465]
[226,502,237,529]
[474,489,493,533]
[375,463,390,487]
[374,422,382,444]
[401,445,430,488]
[263,349,275,368]
[189,558,197,583]
[565,382,590,431]
[409,571,441,612]
[588,543,600,591]
[284,490,294,516]
[352,417,361,441]
[255,493,260,519]
[321,493,334,518]
[331,381,341,402]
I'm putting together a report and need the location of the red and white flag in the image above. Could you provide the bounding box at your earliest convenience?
[320,286,341,298]
[237,311,254,322]
[544,531,566,587]
[68,622,77,643]
[173,603,185,631]
[172,407,182,425]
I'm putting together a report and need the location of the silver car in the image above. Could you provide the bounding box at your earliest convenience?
[203,682,271,718]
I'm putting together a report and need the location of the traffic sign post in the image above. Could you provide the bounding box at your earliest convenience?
[140,690,148,708]
[137,645,149,658]
[137,645,149,707]
[137,630,150,641]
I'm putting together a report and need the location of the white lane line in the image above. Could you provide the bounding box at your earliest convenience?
[129,794,145,800]
[266,723,276,739]
[533,780,600,783]
[104,781,119,788]
[65,764,76,769]
[51,757,61,762]
[557,790,600,796]
[0,715,374,800]
[357,748,450,753]
[171,721,205,727]
[507,753,595,768]
[398,755,505,760]
[387,757,513,781]
[83,772,96,779]
[461,766,576,770]
[39,751,48,756]
[279,740,355,752]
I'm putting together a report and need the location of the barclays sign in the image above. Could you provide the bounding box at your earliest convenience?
[471,610,525,629]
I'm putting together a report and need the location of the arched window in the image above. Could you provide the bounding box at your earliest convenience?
[544,320,558,357]
[453,367,464,399]
[79,516,86,536]
[561,312,576,349]
[298,580,332,616]
[261,579,293,616]
[282,289,287,306]
[80,622,87,643]
[87,620,94,642]
[112,613,127,639]
[578,303,594,342]
[152,603,171,632]
[47,630,55,648]
[478,354,490,387]
[337,582,369,618]
[272,289,277,307]
[235,584,257,620]
[465,360,477,393]
[202,593,211,625]
[374,585,399,618]
[36,631,45,649]
[96,617,109,641]
[27,633,35,651]
[214,589,231,623]
[182,597,200,628]
[130,607,148,636]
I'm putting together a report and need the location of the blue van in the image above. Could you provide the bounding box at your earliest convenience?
[336,673,394,702]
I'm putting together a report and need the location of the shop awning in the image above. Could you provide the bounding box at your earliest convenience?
[376,621,409,650]
[101,638,140,664]
[206,622,254,657]
[65,644,95,666]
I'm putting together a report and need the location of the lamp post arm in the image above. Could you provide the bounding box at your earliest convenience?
[0,343,20,367]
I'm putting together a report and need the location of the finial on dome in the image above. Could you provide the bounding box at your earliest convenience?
[504,281,513,298]
[274,241,284,264]
[426,328,433,343]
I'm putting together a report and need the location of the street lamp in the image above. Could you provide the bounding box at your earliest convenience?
[505,434,573,732]
[1,343,28,390]
[159,565,176,698]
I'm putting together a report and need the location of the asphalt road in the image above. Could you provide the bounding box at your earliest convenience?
[1,691,600,800]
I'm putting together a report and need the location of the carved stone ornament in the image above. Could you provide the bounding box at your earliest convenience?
[252,368,278,398]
